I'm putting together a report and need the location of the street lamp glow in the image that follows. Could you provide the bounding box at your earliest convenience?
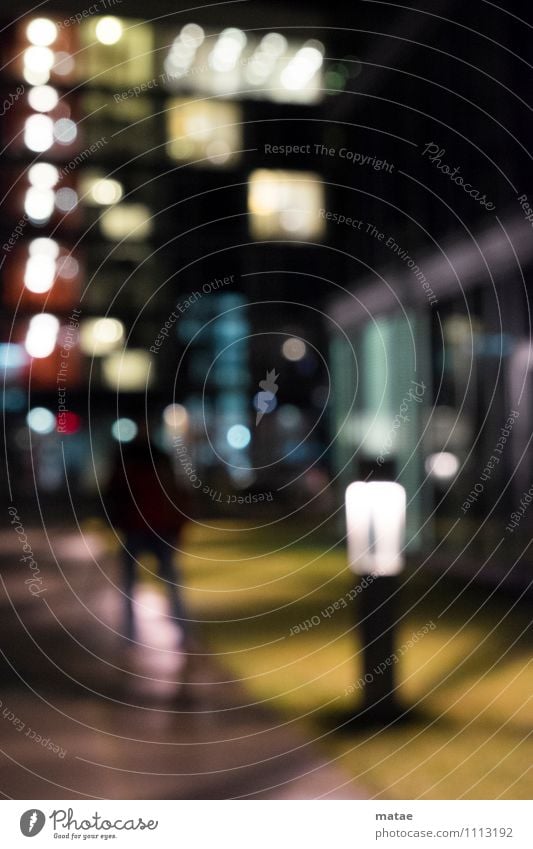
[345,480,406,576]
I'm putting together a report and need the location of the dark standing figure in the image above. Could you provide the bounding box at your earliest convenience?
[106,427,190,647]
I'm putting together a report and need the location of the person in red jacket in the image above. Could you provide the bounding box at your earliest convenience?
[106,425,191,646]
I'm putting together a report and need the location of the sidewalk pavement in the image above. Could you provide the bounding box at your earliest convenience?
[0,526,366,800]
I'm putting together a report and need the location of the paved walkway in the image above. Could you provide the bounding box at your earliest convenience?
[0,526,365,800]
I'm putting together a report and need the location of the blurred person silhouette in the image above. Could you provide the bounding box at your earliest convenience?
[106,421,192,651]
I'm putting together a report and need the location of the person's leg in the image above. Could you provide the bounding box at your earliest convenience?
[153,538,189,640]
[152,537,199,704]
[122,533,139,641]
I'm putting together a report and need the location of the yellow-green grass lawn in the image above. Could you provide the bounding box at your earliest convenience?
[112,519,533,799]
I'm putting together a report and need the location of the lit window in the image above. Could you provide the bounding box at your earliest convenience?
[24,114,54,152]
[29,237,60,259]
[166,98,242,166]
[95,17,123,45]
[25,313,60,358]
[24,254,56,294]
[24,186,55,223]
[23,46,54,84]
[163,28,324,104]
[53,118,77,145]
[100,204,152,240]
[164,23,204,79]
[102,349,153,391]
[28,85,59,112]
[209,28,247,73]
[80,317,125,356]
[248,169,325,239]
[28,162,59,189]
[26,19,58,47]
[80,19,154,86]
[80,173,123,205]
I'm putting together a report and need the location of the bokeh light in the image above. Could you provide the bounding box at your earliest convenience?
[26,406,56,434]
[282,337,306,361]
[227,424,251,449]
[95,17,123,45]
[111,418,138,442]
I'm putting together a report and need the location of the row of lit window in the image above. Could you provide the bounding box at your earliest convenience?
[22,169,325,240]
[18,17,325,104]
[4,315,308,390]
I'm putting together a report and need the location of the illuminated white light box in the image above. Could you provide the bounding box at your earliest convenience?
[345,480,406,576]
